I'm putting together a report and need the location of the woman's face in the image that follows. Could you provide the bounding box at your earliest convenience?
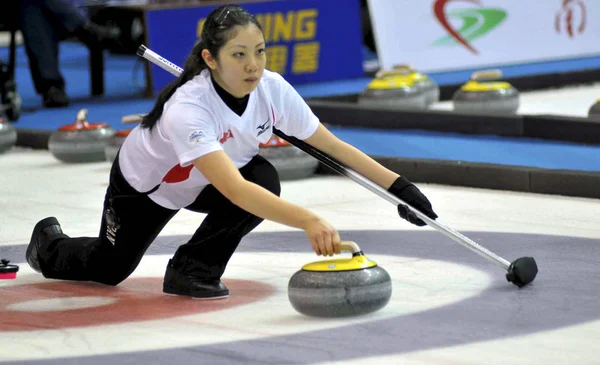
[211,24,266,98]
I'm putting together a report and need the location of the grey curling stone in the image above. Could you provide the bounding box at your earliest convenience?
[395,66,439,106]
[105,130,131,163]
[288,241,392,318]
[588,99,600,121]
[358,85,427,110]
[414,77,440,106]
[0,118,17,154]
[258,136,318,180]
[453,82,520,115]
[49,109,116,163]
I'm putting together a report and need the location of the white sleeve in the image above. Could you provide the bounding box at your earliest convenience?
[161,102,223,166]
[273,76,320,140]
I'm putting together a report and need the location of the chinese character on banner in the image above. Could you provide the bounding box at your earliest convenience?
[292,42,320,74]
[266,46,288,74]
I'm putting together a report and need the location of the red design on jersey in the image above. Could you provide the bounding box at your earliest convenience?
[219,129,234,144]
[162,129,234,185]
[162,163,194,183]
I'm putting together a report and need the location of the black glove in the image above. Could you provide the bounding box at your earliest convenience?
[388,176,438,226]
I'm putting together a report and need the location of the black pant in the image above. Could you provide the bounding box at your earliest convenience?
[19,0,87,93]
[38,154,281,286]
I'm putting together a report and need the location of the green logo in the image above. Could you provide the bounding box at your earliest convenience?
[432,7,507,54]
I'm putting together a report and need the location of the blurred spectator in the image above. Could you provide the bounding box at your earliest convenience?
[19,0,121,108]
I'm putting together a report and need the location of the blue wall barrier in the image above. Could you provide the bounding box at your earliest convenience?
[145,0,364,94]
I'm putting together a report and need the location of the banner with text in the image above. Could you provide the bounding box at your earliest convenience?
[367,0,599,72]
[146,0,364,94]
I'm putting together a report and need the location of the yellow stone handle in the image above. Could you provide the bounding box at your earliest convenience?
[375,64,414,79]
[471,69,503,81]
[340,241,362,254]
[392,64,414,73]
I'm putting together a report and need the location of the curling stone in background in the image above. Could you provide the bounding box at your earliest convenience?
[358,68,427,110]
[0,259,19,280]
[452,69,520,115]
[105,129,131,163]
[0,117,17,154]
[288,241,392,318]
[1,62,22,121]
[588,99,600,121]
[390,65,440,106]
[258,135,319,180]
[48,109,116,163]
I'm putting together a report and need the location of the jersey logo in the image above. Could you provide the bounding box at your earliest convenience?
[163,164,194,184]
[256,117,270,137]
[219,129,234,144]
[188,130,205,145]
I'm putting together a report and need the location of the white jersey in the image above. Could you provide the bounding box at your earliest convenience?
[118,69,320,210]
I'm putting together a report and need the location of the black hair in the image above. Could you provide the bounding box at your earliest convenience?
[141,4,263,130]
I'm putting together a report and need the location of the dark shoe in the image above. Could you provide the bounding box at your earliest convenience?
[26,217,63,273]
[74,21,122,50]
[43,86,69,108]
[163,260,229,299]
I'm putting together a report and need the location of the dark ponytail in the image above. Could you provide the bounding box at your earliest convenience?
[141,4,263,130]
[140,42,207,129]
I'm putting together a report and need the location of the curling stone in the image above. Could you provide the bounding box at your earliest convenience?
[288,241,392,318]
[1,62,21,121]
[0,259,19,280]
[105,129,131,163]
[453,69,520,114]
[358,68,427,110]
[0,117,17,154]
[588,99,600,121]
[389,65,440,106]
[258,135,319,180]
[48,109,116,163]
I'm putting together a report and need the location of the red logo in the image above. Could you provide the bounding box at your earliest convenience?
[219,130,234,144]
[162,163,194,184]
[555,0,586,38]
[434,0,481,55]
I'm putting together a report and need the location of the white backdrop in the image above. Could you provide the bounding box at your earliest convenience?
[367,0,599,72]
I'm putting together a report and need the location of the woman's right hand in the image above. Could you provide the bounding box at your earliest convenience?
[302,216,341,256]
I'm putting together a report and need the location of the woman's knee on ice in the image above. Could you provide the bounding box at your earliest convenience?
[94,266,136,286]
[91,241,143,286]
